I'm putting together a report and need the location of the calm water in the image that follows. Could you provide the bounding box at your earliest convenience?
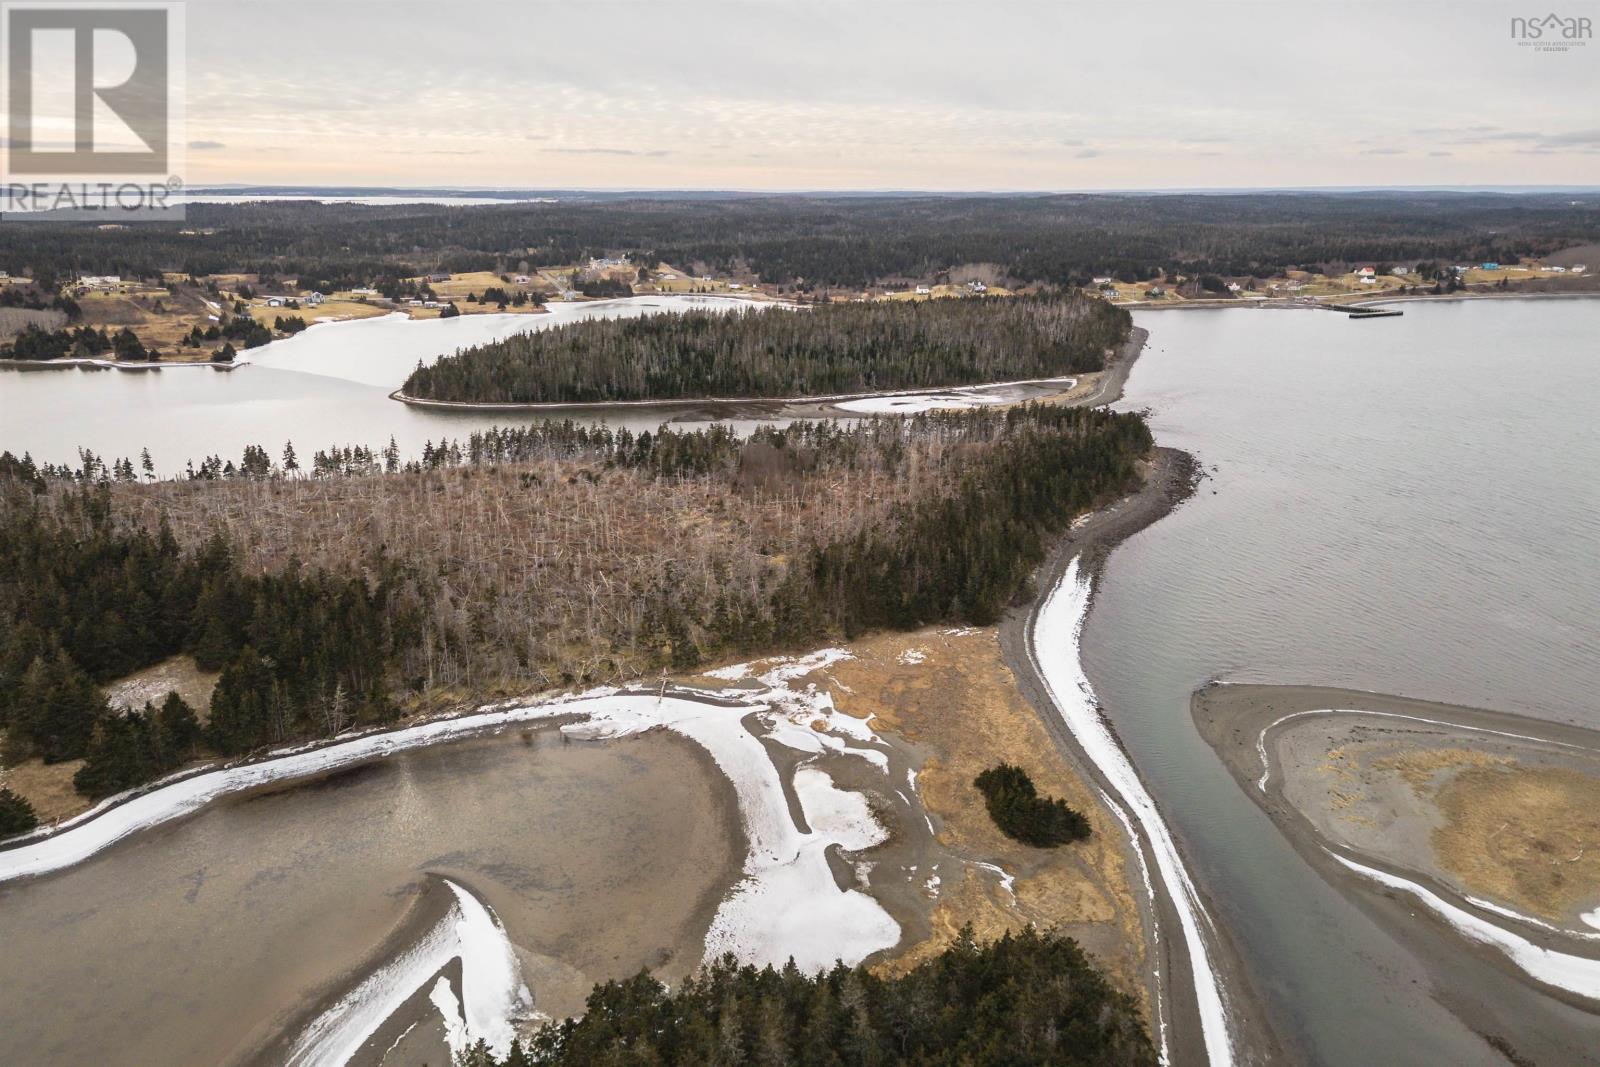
[0,295,768,475]
[1085,299,1600,1064]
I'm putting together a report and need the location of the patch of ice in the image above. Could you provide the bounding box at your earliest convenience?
[285,879,531,1066]
[1333,854,1600,997]
[795,766,887,852]
[707,766,895,972]
[702,662,753,681]
[1032,558,1234,1066]
[970,860,1017,902]
[897,648,927,665]
[1584,908,1600,932]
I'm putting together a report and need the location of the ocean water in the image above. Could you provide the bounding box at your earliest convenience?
[1079,299,1600,1064]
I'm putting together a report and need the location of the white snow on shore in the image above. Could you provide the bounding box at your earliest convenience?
[1032,557,1235,1066]
[970,860,1017,901]
[1332,854,1600,998]
[833,377,1077,415]
[706,763,896,971]
[835,390,1012,414]
[3,658,903,1051]
[285,879,532,1066]
[1583,907,1600,932]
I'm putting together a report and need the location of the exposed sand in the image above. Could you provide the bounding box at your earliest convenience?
[1195,684,1600,1007]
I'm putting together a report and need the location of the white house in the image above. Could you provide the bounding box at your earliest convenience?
[915,285,931,295]
[1354,266,1376,278]
[967,281,987,293]
[266,296,287,307]
[1360,276,1378,285]
[1572,265,1588,273]
[303,291,326,306]
[1392,266,1409,275]
[1226,282,1242,292]
[1091,276,1113,285]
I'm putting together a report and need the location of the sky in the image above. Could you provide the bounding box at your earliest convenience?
[172,0,1600,190]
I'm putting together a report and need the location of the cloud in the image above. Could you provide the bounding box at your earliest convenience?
[545,147,672,157]
[1428,150,1453,157]
[1361,147,1404,155]
[379,148,484,156]
[188,140,227,150]
[1076,148,1101,159]
[1429,128,1600,151]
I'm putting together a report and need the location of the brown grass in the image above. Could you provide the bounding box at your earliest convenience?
[1433,764,1600,921]
[1,753,89,824]
[773,627,1146,997]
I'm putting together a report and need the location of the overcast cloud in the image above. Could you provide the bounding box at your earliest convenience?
[182,0,1600,189]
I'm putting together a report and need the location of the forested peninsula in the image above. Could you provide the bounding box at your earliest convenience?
[401,294,1127,404]
[0,403,1151,818]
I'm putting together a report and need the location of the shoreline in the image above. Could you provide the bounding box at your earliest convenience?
[1121,288,1600,313]
[988,316,1280,1065]
[387,371,1093,416]
[1195,686,1600,991]
[996,450,1283,1067]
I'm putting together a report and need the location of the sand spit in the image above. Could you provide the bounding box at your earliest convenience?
[1031,559,1236,1066]
[1195,684,1600,1006]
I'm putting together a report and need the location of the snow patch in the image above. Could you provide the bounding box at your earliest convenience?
[897,648,927,665]
[702,662,753,681]
[285,879,531,1066]
[1333,854,1600,997]
[1032,557,1234,1066]
[970,860,1017,901]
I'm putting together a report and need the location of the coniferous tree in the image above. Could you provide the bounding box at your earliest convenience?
[0,787,38,838]
[207,647,279,755]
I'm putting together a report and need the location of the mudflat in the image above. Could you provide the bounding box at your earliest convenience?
[0,728,744,1067]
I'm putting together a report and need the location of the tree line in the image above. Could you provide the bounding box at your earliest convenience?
[3,192,1595,292]
[455,926,1154,1066]
[1,402,1147,816]
[403,294,1129,404]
